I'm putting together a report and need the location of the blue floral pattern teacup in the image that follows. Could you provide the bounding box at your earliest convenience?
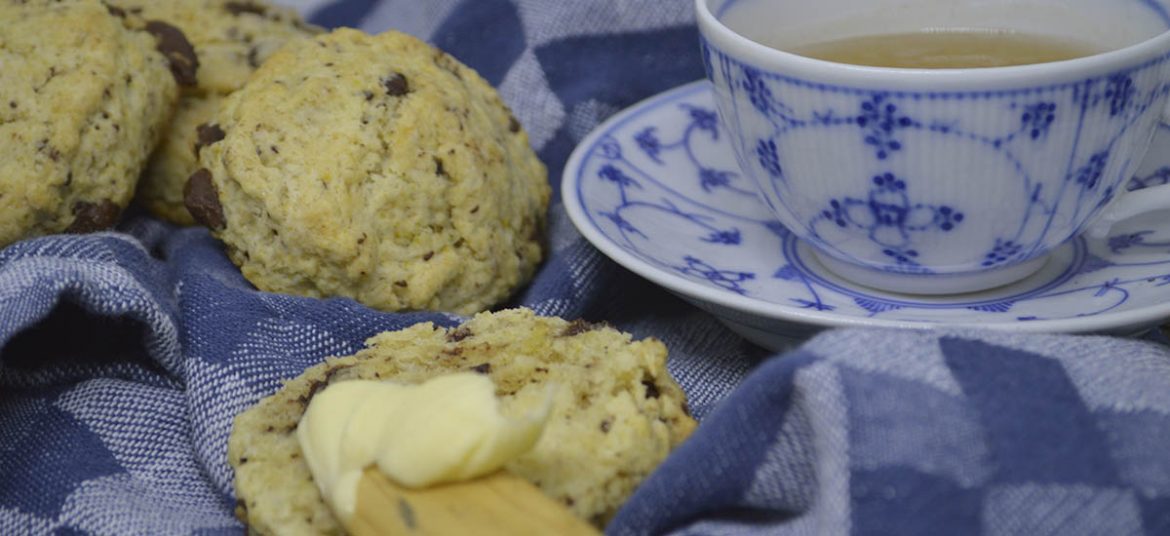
[698,0,1170,293]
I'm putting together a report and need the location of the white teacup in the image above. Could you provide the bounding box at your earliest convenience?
[697,0,1170,294]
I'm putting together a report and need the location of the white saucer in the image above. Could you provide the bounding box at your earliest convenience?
[563,81,1170,350]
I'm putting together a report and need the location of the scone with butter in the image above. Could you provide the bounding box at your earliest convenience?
[106,0,319,225]
[0,0,180,247]
[228,308,696,535]
[297,373,551,525]
[189,28,549,314]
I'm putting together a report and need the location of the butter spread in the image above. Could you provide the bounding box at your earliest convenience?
[296,373,549,522]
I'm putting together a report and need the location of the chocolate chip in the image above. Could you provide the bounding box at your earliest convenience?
[447,327,473,342]
[470,363,491,374]
[434,158,446,177]
[382,72,409,96]
[433,52,463,80]
[398,499,417,530]
[296,365,354,408]
[509,115,521,133]
[394,280,408,287]
[195,123,225,157]
[238,457,249,464]
[560,319,605,337]
[224,1,267,16]
[293,19,316,33]
[36,139,60,162]
[298,379,326,407]
[66,200,121,233]
[105,4,126,18]
[246,45,261,69]
[642,377,661,399]
[183,169,226,230]
[363,90,374,101]
[422,251,434,261]
[145,21,199,87]
[600,418,612,433]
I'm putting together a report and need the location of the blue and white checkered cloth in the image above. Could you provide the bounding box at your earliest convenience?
[2,1,1169,534]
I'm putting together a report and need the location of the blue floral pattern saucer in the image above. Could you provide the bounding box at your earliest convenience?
[564,81,1170,350]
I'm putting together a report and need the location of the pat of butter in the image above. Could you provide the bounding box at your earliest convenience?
[296,373,549,523]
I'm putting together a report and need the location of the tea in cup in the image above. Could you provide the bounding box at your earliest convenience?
[697,0,1170,294]
[788,30,1100,69]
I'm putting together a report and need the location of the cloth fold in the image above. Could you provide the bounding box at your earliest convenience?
[613,328,1170,535]
[1,1,1168,534]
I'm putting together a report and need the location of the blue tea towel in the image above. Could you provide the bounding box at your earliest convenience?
[614,328,1170,535]
[0,1,1168,534]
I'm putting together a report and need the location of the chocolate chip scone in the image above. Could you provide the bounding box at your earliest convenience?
[190,28,549,314]
[107,0,319,225]
[134,93,225,224]
[0,0,181,247]
[228,308,695,535]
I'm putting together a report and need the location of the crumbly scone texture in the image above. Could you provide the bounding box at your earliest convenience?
[107,0,318,94]
[194,28,549,314]
[108,0,318,225]
[137,94,224,224]
[0,0,178,247]
[228,308,696,535]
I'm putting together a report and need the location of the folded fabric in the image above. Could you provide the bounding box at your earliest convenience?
[612,328,1170,535]
[0,1,1167,535]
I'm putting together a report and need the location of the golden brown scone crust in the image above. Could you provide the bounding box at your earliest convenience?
[228,308,695,535]
[193,29,549,314]
[0,0,179,245]
[111,0,319,225]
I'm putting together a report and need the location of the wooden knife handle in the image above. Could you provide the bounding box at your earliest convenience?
[348,468,600,536]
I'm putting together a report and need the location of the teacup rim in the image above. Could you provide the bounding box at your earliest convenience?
[696,0,1170,90]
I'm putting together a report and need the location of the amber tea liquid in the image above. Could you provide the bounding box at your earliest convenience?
[787,30,1102,68]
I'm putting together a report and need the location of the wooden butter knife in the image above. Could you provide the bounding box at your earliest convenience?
[348,467,600,536]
